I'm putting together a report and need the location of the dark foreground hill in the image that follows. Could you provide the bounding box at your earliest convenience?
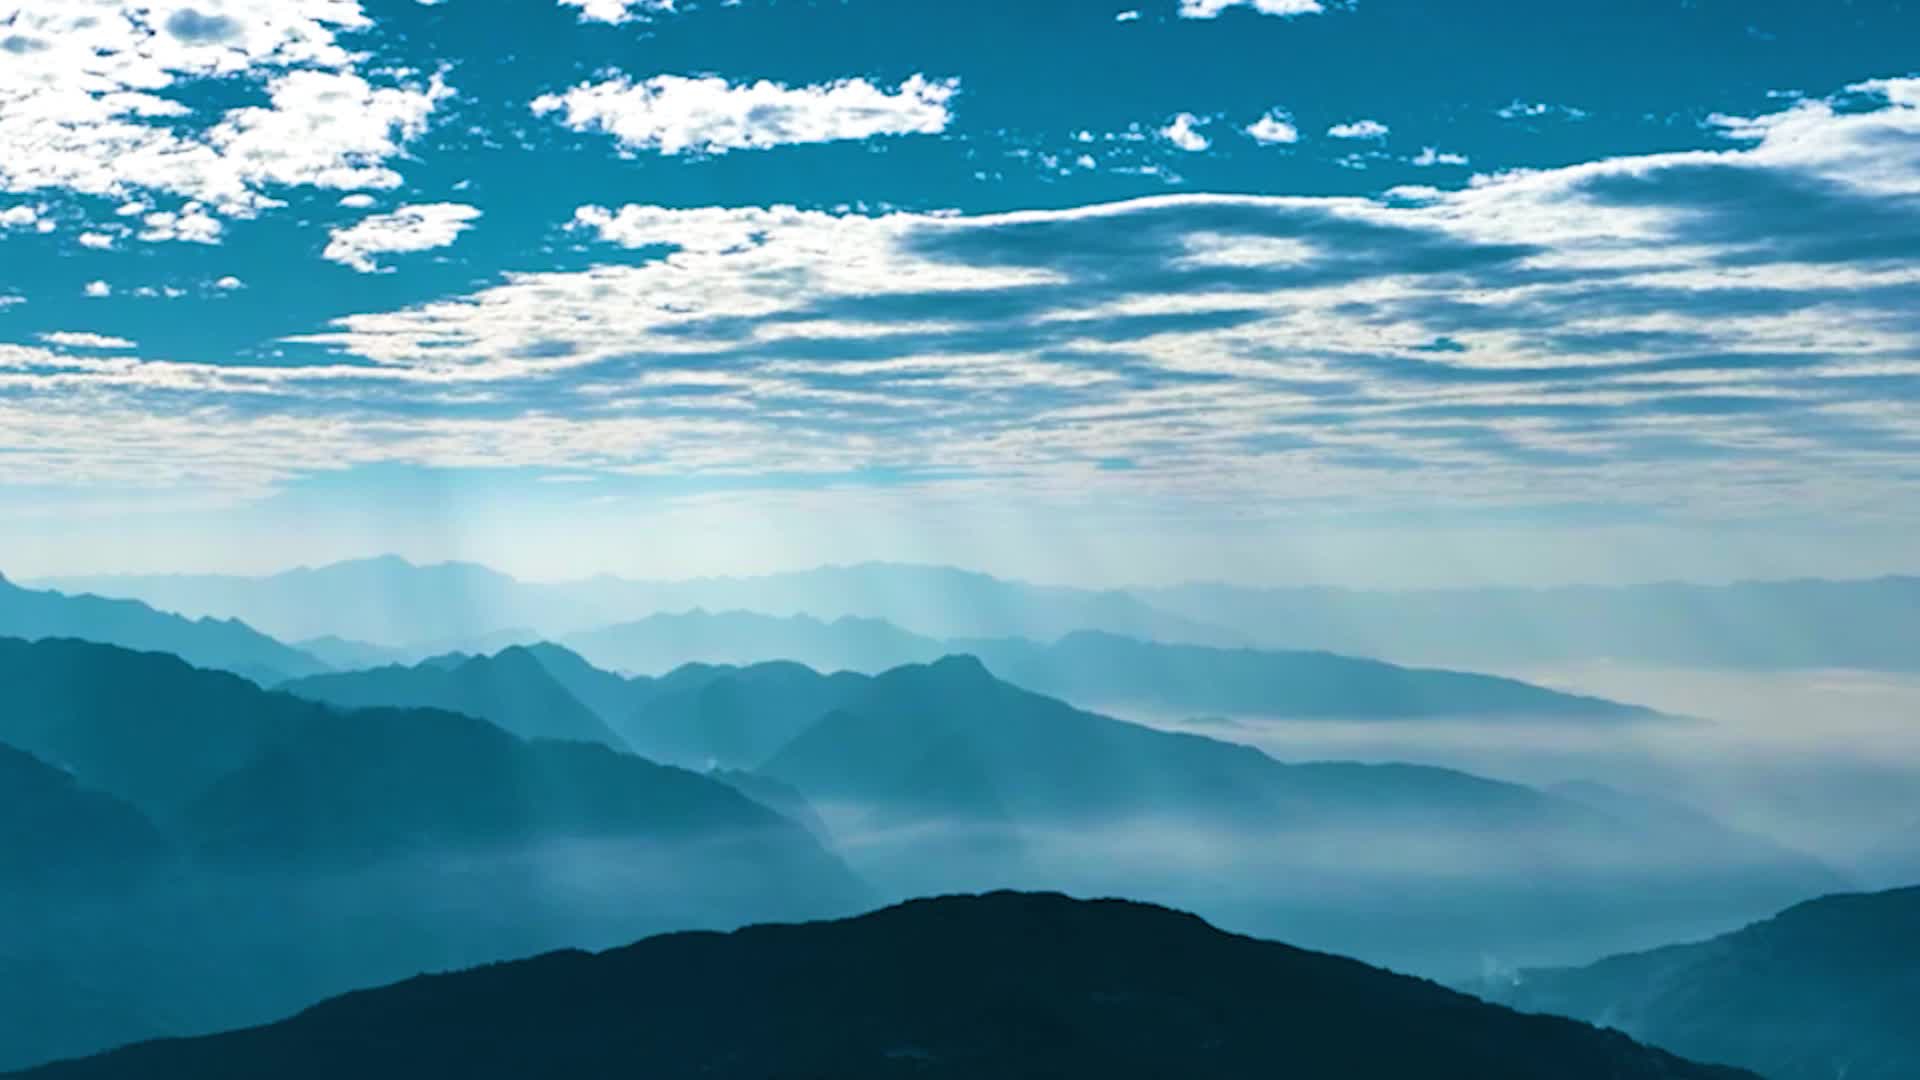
[13,892,1755,1080]
[1489,886,1920,1080]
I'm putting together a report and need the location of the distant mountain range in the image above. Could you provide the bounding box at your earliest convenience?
[1139,576,1920,670]
[39,557,1244,648]
[1487,885,1920,1080]
[961,631,1653,718]
[564,609,942,674]
[759,655,1578,829]
[334,613,1657,722]
[0,573,326,683]
[10,892,1756,1080]
[39,557,1920,669]
[316,636,1648,773]
[1861,818,1920,888]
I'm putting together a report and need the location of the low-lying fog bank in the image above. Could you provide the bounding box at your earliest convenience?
[1112,664,1920,887]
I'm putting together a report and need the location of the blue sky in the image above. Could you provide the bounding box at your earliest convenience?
[2,0,1918,586]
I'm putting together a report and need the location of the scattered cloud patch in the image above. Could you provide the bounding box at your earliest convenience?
[39,331,136,350]
[1178,0,1324,17]
[137,203,224,244]
[532,73,958,155]
[1328,119,1389,140]
[214,276,247,290]
[1116,9,1142,20]
[323,203,481,273]
[1411,147,1469,166]
[82,281,112,298]
[1245,109,1301,144]
[1498,100,1589,121]
[1159,112,1212,152]
[558,0,677,23]
[0,203,51,233]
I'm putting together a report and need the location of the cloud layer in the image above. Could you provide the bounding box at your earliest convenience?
[2,78,1910,537]
[2,1,1918,583]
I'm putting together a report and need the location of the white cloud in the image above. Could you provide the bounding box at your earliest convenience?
[557,0,676,23]
[201,69,451,196]
[1411,146,1468,166]
[1116,9,1142,20]
[78,231,118,249]
[1,203,52,232]
[1245,109,1301,145]
[1178,0,1324,17]
[214,275,247,290]
[0,3,450,234]
[1159,112,1212,152]
[1328,119,1390,140]
[1498,100,1588,121]
[137,202,224,243]
[531,73,958,155]
[322,203,482,273]
[83,280,112,298]
[39,331,137,350]
[339,193,378,208]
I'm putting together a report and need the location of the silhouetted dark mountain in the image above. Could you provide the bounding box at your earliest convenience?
[0,574,326,682]
[181,705,833,866]
[764,656,1568,828]
[0,636,868,1073]
[279,647,625,750]
[963,630,1657,718]
[564,608,943,674]
[1138,576,1920,671]
[0,637,334,816]
[0,740,169,883]
[517,641,657,723]
[621,660,871,769]
[11,892,1755,1080]
[1490,886,1920,1080]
